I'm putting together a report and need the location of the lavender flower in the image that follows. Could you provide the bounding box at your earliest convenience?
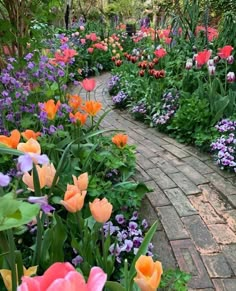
[0,173,11,187]
[115,214,125,224]
[112,91,128,107]
[17,154,49,172]
[28,195,55,214]
[108,75,120,92]
[72,255,83,266]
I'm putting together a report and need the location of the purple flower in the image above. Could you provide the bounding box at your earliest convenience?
[120,239,133,252]
[72,255,83,266]
[115,214,125,224]
[17,154,49,172]
[130,211,138,220]
[0,173,11,187]
[28,195,55,214]
[109,243,121,256]
[24,53,34,61]
[141,219,148,229]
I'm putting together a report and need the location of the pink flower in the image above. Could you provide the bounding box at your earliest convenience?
[87,47,94,54]
[154,48,167,58]
[90,33,97,42]
[195,50,211,66]
[218,45,234,59]
[81,78,96,92]
[80,26,85,31]
[18,262,107,291]
[80,38,86,45]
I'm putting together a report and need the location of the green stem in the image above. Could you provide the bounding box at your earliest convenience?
[7,229,17,291]
[225,61,228,92]
[15,251,23,285]
[76,211,83,237]
[101,225,107,272]
[124,259,130,291]
[32,213,44,266]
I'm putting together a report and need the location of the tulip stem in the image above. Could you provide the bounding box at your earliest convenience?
[32,213,44,266]
[7,229,17,291]
[101,225,107,272]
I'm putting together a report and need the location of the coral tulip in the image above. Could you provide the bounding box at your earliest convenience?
[44,163,57,187]
[73,172,88,191]
[61,184,86,213]
[195,50,211,66]
[0,266,37,291]
[22,165,47,191]
[154,48,167,59]
[21,130,41,140]
[41,99,61,120]
[112,134,128,148]
[0,129,20,149]
[68,94,82,111]
[89,198,113,223]
[18,262,107,291]
[134,255,163,291]
[218,45,234,59]
[17,138,41,155]
[82,100,102,116]
[81,78,96,92]
[70,112,88,125]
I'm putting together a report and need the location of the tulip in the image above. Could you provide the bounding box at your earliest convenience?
[73,172,88,191]
[208,65,216,75]
[70,112,88,125]
[89,198,113,223]
[227,72,235,83]
[0,265,37,291]
[0,129,21,149]
[68,94,83,111]
[18,262,107,291]
[154,48,167,58]
[218,45,234,59]
[88,47,94,54]
[112,134,128,148]
[21,130,41,140]
[134,255,163,291]
[44,163,57,187]
[185,59,193,70]
[61,184,86,213]
[81,78,96,92]
[195,50,211,66]
[17,138,41,155]
[83,100,102,116]
[227,55,234,65]
[22,165,47,191]
[41,99,61,120]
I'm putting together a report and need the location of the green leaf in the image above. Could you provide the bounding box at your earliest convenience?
[105,281,125,291]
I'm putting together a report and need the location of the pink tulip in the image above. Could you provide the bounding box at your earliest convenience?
[87,47,94,54]
[18,262,107,291]
[80,38,86,45]
[80,78,96,92]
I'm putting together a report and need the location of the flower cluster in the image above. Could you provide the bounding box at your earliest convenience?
[211,119,236,171]
[153,91,179,125]
[108,75,120,93]
[103,211,153,264]
[112,91,128,107]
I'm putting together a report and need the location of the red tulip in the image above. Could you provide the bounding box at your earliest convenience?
[218,45,234,59]
[81,78,96,92]
[195,50,211,66]
[154,48,167,58]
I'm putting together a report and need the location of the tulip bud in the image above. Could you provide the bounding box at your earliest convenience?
[185,59,193,70]
[227,55,234,65]
[213,56,220,64]
[208,65,216,75]
[207,59,214,66]
[139,70,145,77]
[227,72,235,83]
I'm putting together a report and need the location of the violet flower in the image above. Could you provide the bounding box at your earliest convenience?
[17,153,49,173]
[28,195,55,214]
[0,173,11,187]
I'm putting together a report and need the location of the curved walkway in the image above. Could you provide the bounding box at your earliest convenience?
[75,73,236,290]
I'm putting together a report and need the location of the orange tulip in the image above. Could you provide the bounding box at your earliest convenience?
[68,94,83,111]
[42,99,61,120]
[17,138,41,155]
[112,134,128,148]
[61,184,86,213]
[82,100,102,116]
[134,255,163,291]
[22,165,46,191]
[0,129,20,149]
[44,163,57,187]
[72,172,88,191]
[69,112,88,125]
[89,198,113,223]
[21,130,41,140]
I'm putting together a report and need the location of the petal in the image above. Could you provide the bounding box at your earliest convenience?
[87,267,107,291]
[36,154,49,165]
[0,173,11,187]
[18,276,41,291]
[18,155,33,172]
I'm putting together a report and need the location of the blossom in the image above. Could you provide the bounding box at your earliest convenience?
[83,100,102,116]
[72,172,88,191]
[17,153,49,172]
[87,47,94,54]
[40,99,61,120]
[112,134,128,148]
[0,265,37,291]
[22,165,47,191]
[134,255,163,291]
[69,112,88,125]
[18,262,107,291]
[0,173,11,187]
[44,163,57,187]
[0,129,20,149]
[54,48,77,64]
[68,94,83,111]
[28,195,55,214]
[227,72,235,83]
[195,50,211,66]
[218,45,234,59]
[17,138,41,154]
[89,198,113,223]
[21,130,41,140]
[154,48,167,58]
[81,78,96,92]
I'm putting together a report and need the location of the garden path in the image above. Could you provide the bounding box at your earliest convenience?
[73,73,236,291]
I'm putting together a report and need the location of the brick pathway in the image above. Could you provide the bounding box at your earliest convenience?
[74,73,236,290]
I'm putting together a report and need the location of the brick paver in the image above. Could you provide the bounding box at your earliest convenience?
[73,73,236,290]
